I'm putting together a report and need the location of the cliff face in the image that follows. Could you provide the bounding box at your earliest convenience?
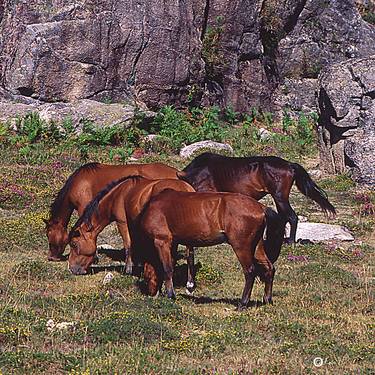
[0,0,374,112]
[317,55,375,186]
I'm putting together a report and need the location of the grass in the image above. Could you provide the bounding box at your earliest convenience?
[0,111,374,374]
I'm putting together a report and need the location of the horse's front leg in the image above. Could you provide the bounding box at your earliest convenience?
[154,238,176,299]
[117,222,133,274]
[185,246,195,294]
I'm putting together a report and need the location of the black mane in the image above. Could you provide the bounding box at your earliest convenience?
[49,162,100,221]
[70,175,143,236]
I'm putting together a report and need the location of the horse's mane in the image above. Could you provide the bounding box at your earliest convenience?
[70,175,143,236]
[49,162,100,220]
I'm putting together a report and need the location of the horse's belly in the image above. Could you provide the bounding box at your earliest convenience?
[178,231,227,247]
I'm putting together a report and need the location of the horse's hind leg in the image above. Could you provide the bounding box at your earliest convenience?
[154,238,176,299]
[229,239,257,309]
[255,240,275,304]
[274,196,298,244]
[185,246,195,294]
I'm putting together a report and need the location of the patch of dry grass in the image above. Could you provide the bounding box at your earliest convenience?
[0,149,373,374]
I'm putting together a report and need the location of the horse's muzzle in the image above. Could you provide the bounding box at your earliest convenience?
[69,265,87,275]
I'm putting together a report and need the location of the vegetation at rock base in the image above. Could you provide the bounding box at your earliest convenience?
[0,107,373,374]
[0,106,318,164]
[357,0,375,25]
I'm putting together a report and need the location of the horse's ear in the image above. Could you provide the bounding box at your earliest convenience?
[176,171,187,180]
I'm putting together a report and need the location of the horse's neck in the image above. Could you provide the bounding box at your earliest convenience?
[94,187,126,232]
[51,201,74,227]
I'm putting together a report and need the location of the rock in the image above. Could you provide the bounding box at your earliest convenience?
[102,272,114,285]
[0,99,155,130]
[0,1,374,113]
[285,222,354,243]
[179,140,234,159]
[317,55,375,186]
[46,319,76,332]
[258,127,272,141]
[97,244,116,250]
[307,169,323,180]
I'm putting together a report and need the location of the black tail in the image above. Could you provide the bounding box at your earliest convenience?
[264,208,286,264]
[292,163,336,216]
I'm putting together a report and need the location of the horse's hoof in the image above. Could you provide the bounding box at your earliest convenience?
[167,290,176,300]
[48,256,64,262]
[125,265,133,275]
[185,281,195,295]
[263,296,273,305]
[236,303,247,311]
[283,237,294,245]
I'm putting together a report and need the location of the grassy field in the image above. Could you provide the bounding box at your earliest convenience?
[0,134,374,374]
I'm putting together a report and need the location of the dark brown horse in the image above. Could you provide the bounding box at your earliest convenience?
[44,162,179,261]
[140,189,285,307]
[68,176,195,294]
[177,152,336,243]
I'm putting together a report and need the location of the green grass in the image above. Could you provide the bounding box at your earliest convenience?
[0,118,374,374]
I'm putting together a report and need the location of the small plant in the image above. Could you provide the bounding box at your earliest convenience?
[224,105,240,126]
[356,0,375,25]
[16,112,46,143]
[202,16,226,80]
[320,173,355,192]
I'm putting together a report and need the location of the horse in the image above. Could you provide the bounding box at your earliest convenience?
[140,189,285,307]
[177,152,336,243]
[67,176,195,295]
[44,162,179,261]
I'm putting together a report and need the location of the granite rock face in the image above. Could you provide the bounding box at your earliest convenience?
[317,55,375,186]
[0,0,374,113]
[0,99,153,130]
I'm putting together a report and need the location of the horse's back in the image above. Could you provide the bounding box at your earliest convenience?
[142,190,266,246]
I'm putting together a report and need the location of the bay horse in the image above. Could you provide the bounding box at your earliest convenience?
[140,189,285,307]
[44,162,179,261]
[177,152,336,243]
[67,176,195,294]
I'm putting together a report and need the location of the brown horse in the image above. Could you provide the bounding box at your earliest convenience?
[44,162,179,261]
[68,176,195,294]
[140,189,285,307]
[177,152,336,243]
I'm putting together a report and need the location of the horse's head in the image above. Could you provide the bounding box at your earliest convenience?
[68,225,98,275]
[44,219,69,261]
[176,167,216,192]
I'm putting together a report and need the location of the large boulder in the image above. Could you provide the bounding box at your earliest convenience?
[0,1,374,113]
[179,140,233,159]
[285,222,354,242]
[317,55,375,186]
[0,99,154,130]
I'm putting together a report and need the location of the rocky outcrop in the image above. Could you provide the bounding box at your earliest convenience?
[317,55,375,186]
[0,99,154,130]
[285,222,354,242]
[0,0,374,113]
[179,140,234,158]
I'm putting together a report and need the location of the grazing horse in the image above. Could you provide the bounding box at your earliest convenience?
[67,176,195,294]
[177,152,336,243]
[140,189,285,307]
[44,162,179,261]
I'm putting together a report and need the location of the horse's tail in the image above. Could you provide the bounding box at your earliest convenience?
[264,208,285,264]
[292,163,336,217]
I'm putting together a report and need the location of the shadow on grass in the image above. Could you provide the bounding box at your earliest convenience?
[180,294,267,308]
[97,247,126,262]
